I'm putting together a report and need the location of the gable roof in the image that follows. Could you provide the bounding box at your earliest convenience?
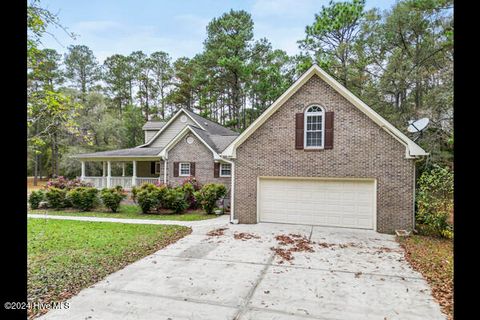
[221,64,428,159]
[159,125,224,160]
[139,108,237,148]
[142,121,167,130]
[183,109,239,136]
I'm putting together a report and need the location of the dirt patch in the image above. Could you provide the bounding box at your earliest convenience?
[271,234,315,264]
[206,228,228,237]
[233,232,260,241]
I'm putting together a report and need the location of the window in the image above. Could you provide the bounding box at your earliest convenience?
[179,163,191,176]
[304,105,324,148]
[220,163,231,177]
[155,161,161,174]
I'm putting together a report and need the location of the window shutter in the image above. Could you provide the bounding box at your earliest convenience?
[150,162,156,174]
[173,162,179,177]
[295,113,304,149]
[324,111,334,149]
[190,162,195,176]
[214,163,220,178]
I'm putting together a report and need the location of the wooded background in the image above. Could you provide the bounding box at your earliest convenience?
[27,0,453,179]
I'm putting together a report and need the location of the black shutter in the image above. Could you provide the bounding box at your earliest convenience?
[190,162,195,176]
[173,162,179,177]
[324,111,334,149]
[295,113,304,149]
[214,163,220,178]
[150,162,155,174]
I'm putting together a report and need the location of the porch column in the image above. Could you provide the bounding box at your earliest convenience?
[163,159,167,185]
[102,162,106,188]
[107,161,112,188]
[81,161,86,180]
[122,162,126,177]
[132,160,137,186]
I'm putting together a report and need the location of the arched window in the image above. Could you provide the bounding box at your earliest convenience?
[304,105,324,148]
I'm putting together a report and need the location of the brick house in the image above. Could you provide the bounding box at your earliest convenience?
[75,65,427,233]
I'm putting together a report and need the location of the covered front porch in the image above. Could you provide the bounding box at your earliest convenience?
[79,158,166,190]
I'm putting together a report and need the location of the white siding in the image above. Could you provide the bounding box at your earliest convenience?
[144,130,159,143]
[149,114,196,148]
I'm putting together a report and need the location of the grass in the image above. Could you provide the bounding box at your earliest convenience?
[28,218,191,319]
[397,235,453,320]
[29,204,220,221]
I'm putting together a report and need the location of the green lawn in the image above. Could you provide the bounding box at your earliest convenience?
[28,218,190,318]
[29,204,220,221]
[397,235,453,320]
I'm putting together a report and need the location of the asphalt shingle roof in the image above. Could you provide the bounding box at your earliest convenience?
[142,121,166,130]
[74,147,163,158]
[183,109,239,136]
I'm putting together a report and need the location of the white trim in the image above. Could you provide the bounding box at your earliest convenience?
[221,64,428,159]
[256,176,377,231]
[138,109,206,147]
[159,125,222,160]
[304,105,325,149]
[179,162,191,177]
[219,163,232,177]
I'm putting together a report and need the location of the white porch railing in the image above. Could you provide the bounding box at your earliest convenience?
[83,176,161,189]
[136,177,161,185]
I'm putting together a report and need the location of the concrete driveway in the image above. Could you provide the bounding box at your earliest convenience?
[40,222,445,320]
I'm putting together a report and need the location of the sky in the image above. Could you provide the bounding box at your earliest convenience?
[40,0,398,63]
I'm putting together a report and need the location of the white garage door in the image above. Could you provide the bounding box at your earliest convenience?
[258,178,375,230]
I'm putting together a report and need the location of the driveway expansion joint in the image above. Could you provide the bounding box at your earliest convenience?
[233,253,275,320]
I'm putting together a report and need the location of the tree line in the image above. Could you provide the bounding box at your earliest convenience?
[27,0,453,180]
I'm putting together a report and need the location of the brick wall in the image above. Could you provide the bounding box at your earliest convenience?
[167,133,231,190]
[233,74,415,233]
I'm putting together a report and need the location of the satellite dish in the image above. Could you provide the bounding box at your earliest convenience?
[407,118,429,133]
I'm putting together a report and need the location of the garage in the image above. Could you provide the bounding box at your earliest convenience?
[258,177,376,230]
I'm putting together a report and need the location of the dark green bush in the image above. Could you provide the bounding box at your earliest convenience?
[66,187,99,211]
[100,187,127,213]
[194,183,227,214]
[416,165,454,239]
[182,182,198,209]
[28,190,45,209]
[45,187,69,209]
[136,185,168,213]
[164,188,189,214]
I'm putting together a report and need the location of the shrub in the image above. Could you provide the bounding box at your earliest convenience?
[164,188,188,214]
[182,182,198,209]
[45,187,69,209]
[194,183,227,214]
[136,184,168,213]
[66,187,99,211]
[416,165,454,238]
[28,190,45,209]
[181,177,201,190]
[46,176,92,190]
[137,189,159,213]
[100,187,127,213]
